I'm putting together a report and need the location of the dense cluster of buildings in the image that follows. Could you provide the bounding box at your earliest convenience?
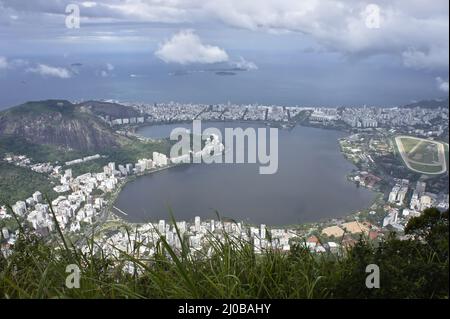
[83,215,384,271]
[305,105,448,135]
[0,149,171,249]
[3,154,55,174]
[341,107,379,128]
[309,108,339,122]
[340,106,447,135]
[98,102,449,143]
[1,136,227,258]
[100,101,307,125]
[92,217,301,266]
[384,179,449,231]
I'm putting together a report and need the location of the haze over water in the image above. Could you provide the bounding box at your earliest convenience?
[114,123,375,226]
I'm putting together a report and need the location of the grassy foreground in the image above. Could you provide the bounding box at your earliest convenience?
[0,208,448,299]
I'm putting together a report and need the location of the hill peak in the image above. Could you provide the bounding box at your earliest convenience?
[0,99,129,151]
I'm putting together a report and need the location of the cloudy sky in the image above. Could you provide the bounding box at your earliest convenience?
[0,0,448,107]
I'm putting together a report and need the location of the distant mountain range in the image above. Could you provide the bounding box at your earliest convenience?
[0,100,135,152]
[403,97,449,109]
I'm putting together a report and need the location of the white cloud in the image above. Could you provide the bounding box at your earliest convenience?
[0,56,8,69]
[155,29,229,64]
[1,0,448,71]
[0,56,28,69]
[27,64,71,79]
[436,77,449,93]
[82,1,97,8]
[130,74,145,78]
[99,63,115,77]
[231,57,258,71]
[199,1,448,55]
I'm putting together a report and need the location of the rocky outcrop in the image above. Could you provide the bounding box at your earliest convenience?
[0,100,131,151]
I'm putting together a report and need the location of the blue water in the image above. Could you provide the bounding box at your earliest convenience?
[0,52,436,110]
[114,123,376,225]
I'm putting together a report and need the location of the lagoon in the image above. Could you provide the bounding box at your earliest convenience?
[114,123,375,226]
